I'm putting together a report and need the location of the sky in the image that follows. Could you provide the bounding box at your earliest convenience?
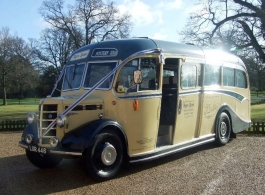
[0,0,196,43]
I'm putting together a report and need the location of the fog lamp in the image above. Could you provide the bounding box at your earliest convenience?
[25,134,34,144]
[27,112,37,124]
[50,137,59,147]
[56,114,66,128]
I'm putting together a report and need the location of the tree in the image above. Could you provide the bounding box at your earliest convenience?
[39,0,132,50]
[180,0,265,89]
[35,28,74,73]
[0,27,38,105]
[0,27,15,105]
[37,65,59,97]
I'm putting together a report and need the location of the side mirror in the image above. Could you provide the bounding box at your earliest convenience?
[133,70,142,84]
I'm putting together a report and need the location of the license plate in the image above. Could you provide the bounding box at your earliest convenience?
[28,145,47,154]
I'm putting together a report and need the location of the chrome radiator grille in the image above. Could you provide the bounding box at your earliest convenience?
[40,104,57,144]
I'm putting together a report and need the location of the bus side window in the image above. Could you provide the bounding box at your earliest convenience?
[236,69,247,88]
[204,64,221,86]
[116,58,159,93]
[223,67,235,87]
[139,58,159,91]
[181,64,196,89]
[115,59,138,93]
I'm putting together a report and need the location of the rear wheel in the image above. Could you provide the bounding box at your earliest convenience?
[215,112,231,146]
[84,130,124,181]
[26,150,63,168]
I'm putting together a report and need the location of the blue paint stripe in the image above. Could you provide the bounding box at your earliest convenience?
[118,93,162,99]
[179,89,246,102]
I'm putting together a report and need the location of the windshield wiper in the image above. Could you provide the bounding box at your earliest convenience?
[65,75,73,89]
[73,64,77,80]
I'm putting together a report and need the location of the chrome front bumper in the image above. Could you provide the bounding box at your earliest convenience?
[18,142,83,156]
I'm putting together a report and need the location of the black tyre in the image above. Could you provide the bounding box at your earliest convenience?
[215,112,231,146]
[84,130,124,181]
[26,150,63,169]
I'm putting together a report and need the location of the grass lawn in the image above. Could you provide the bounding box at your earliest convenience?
[0,98,40,121]
[251,102,265,121]
[0,97,264,121]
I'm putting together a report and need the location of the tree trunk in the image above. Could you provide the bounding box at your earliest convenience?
[2,74,7,105]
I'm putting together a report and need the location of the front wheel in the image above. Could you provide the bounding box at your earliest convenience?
[215,112,231,146]
[84,131,124,181]
[26,150,63,168]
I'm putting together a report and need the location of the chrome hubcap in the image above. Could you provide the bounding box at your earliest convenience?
[101,142,117,166]
[220,121,227,138]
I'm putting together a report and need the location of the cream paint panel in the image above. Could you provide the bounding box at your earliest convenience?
[199,93,221,136]
[236,88,250,120]
[174,94,200,144]
[114,96,161,156]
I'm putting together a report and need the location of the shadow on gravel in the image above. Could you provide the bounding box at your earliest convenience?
[0,154,96,194]
[0,142,217,194]
[120,142,217,178]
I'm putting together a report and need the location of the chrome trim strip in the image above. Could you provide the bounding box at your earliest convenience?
[49,150,82,156]
[129,135,215,163]
[50,65,66,96]
[18,142,28,149]
[115,93,162,100]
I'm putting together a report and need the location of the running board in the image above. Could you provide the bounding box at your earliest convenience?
[129,134,215,163]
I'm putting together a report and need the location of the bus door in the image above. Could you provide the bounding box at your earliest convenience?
[113,57,161,155]
[173,62,202,144]
[157,58,183,147]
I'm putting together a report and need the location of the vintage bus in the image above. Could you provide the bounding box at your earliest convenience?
[19,38,251,181]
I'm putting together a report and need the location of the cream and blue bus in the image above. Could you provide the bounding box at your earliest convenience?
[19,38,251,181]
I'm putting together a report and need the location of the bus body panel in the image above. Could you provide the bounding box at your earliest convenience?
[174,93,201,143]
[113,94,161,155]
[199,91,222,136]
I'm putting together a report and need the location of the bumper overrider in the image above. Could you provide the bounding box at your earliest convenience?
[19,123,83,157]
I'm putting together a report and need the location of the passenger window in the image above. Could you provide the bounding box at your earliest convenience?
[236,69,247,88]
[115,58,159,93]
[223,67,235,87]
[181,65,196,89]
[204,64,221,86]
[139,58,159,90]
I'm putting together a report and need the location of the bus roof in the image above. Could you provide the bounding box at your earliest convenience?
[67,38,246,69]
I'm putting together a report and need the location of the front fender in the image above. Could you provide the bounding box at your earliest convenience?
[20,123,39,145]
[61,119,126,152]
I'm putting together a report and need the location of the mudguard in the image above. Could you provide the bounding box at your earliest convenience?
[61,119,127,152]
[20,123,39,145]
[215,105,251,134]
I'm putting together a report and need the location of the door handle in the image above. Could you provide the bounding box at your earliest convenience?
[178,98,182,114]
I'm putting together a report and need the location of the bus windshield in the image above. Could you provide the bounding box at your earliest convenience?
[62,61,117,91]
[83,61,117,89]
[62,63,85,90]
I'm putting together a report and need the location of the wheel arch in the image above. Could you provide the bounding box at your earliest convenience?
[214,105,233,138]
[61,119,128,155]
[214,104,251,135]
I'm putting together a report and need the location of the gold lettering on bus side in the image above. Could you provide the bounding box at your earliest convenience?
[204,102,219,119]
[136,137,153,145]
[183,99,195,118]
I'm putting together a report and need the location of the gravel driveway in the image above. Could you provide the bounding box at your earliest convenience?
[0,131,264,195]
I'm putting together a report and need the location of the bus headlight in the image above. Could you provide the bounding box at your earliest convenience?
[27,112,37,124]
[25,134,34,144]
[56,114,66,128]
[50,137,59,147]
